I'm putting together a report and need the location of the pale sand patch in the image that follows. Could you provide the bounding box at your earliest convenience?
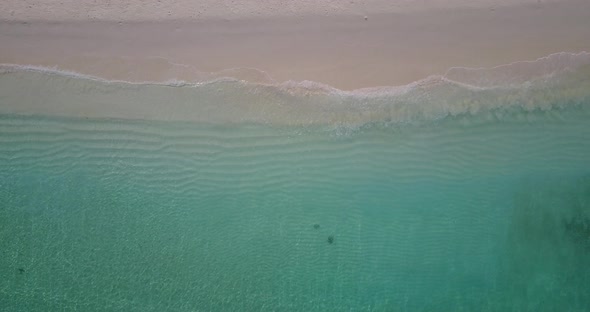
[1,0,589,89]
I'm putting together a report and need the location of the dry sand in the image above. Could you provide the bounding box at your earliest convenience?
[0,0,571,21]
[1,0,589,89]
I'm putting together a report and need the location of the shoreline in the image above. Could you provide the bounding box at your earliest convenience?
[2,0,590,90]
[2,51,590,89]
[1,53,589,126]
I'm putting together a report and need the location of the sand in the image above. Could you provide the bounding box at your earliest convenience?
[1,0,590,90]
[0,0,571,21]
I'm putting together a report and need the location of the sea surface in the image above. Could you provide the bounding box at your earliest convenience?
[1,53,590,311]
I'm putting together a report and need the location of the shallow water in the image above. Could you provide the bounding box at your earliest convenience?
[1,108,590,311]
[1,55,590,310]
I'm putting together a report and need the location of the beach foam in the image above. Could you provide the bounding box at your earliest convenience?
[1,52,589,126]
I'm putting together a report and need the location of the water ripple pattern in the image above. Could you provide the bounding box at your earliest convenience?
[1,102,590,311]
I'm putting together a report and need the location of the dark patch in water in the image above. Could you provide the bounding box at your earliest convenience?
[18,268,25,274]
[563,213,590,250]
[313,224,320,230]
[328,235,334,244]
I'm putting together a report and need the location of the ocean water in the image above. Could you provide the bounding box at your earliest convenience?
[1,53,590,311]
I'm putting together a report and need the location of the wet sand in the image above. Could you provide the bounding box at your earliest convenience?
[1,0,590,90]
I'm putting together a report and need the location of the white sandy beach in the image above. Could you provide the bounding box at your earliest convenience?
[1,0,589,90]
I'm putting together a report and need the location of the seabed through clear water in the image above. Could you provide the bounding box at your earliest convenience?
[1,57,590,310]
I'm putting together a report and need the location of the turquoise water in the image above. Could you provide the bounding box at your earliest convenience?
[1,55,590,310]
[1,108,590,311]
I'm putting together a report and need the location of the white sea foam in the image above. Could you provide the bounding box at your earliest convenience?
[444,52,590,88]
[1,52,589,126]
